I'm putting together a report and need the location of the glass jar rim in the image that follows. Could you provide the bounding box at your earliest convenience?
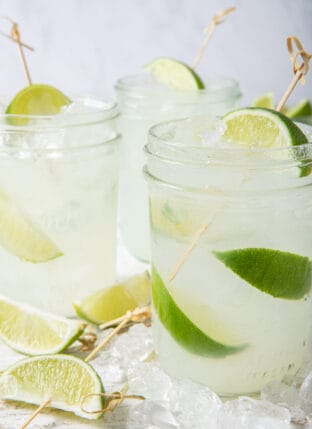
[145,116,312,170]
[0,96,118,130]
[115,72,241,101]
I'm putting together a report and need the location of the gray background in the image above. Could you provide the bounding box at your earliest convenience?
[0,0,311,104]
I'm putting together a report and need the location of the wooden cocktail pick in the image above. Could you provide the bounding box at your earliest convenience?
[0,17,33,85]
[276,36,312,112]
[20,306,149,428]
[192,6,236,69]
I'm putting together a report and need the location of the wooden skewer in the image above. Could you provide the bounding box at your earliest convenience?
[276,36,311,112]
[20,306,147,427]
[20,398,51,429]
[192,6,236,69]
[10,22,32,85]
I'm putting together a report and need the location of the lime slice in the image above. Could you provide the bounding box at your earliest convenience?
[213,248,311,300]
[0,354,104,419]
[252,93,274,109]
[286,99,312,119]
[152,267,246,357]
[0,295,86,355]
[0,190,62,262]
[74,271,151,324]
[223,107,310,176]
[6,84,70,125]
[144,57,204,90]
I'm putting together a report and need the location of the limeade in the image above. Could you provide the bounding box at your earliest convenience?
[0,95,119,315]
[145,110,312,395]
[116,59,241,261]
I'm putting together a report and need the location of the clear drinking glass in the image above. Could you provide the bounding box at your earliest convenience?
[144,116,312,395]
[115,74,241,261]
[0,97,119,316]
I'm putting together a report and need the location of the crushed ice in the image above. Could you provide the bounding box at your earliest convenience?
[2,324,312,428]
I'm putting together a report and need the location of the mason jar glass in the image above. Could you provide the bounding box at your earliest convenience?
[115,74,241,261]
[0,97,119,316]
[144,116,312,395]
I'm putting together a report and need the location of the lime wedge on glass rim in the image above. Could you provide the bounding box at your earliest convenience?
[74,271,151,324]
[0,354,104,419]
[5,83,70,125]
[251,93,274,109]
[144,57,205,90]
[222,107,311,176]
[285,99,312,119]
[0,294,86,355]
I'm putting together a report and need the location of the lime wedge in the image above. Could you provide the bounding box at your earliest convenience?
[74,272,151,324]
[223,107,308,148]
[0,295,86,355]
[252,93,274,109]
[0,354,104,419]
[0,190,62,262]
[213,248,311,300]
[223,107,310,176]
[152,267,246,357]
[144,58,204,90]
[286,99,312,119]
[6,84,70,125]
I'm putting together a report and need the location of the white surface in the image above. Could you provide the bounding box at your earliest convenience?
[0,0,311,103]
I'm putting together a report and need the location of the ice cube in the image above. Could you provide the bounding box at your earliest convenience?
[221,397,291,429]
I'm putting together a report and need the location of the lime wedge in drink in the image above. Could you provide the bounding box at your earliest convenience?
[223,107,310,176]
[152,267,246,357]
[150,197,204,238]
[74,271,151,324]
[0,295,86,355]
[6,84,70,125]
[0,354,104,419]
[252,93,274,109]
[144,58,205,90]
[213,248,311,300]
[286,99,312,119]
[0,190,62,262]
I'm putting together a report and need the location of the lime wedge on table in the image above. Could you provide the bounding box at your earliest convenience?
[0,190,62,262]
[213,248,311,300]
[0,295,86,355]
[223,107,310,176]
[0,354,104,419]
[252,93,274,109]
[152,268,246,357]
[6,84,70,125]
[145,58,204,90]
[74,271,151,324]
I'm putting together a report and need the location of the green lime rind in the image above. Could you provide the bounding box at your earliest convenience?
[152,267,247,357]
[213,248,312,300]
[74,271,151,325]
[0,295,86,355]
[0,354,105,419]
[6,84,70,126]
[0,190,63,263]
[144,57,205,90]
[223,107,311,177]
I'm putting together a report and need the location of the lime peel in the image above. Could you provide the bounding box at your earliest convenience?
[213,248,312,300]
[152,267,247,357]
